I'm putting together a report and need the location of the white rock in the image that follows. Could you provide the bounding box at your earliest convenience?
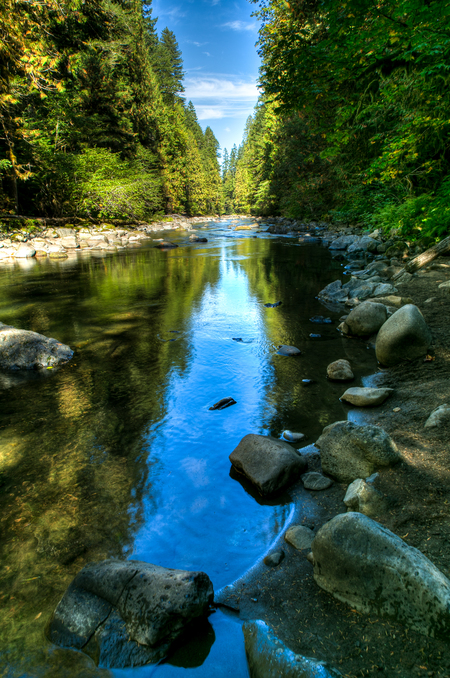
[340,387,393,407]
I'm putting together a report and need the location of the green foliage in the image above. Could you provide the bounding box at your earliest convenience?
[0,0,221,218]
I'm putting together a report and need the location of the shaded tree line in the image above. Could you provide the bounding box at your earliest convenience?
[0,0,223,219]
[224,0,450,239]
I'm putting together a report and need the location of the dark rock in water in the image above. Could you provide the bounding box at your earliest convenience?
[243,620,341,677]
[0,322,73,370]
[277,345,301,356]
[154,241,178,249]
[229,433,307,496]
[309,333,321,338]
[48,560,213,669]
[209,396,237,410]
[189,235,208,243]
[309,316,332,324]
[232,337,243,342]
[264,551,285,567]
[264,301,282,308]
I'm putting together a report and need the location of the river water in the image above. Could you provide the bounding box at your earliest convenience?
[0,217,378,676]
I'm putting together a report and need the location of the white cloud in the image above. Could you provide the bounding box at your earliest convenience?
[186,40,208,47]
[203,51,211,57]
[222,20,257,32]
[184,75,259,120]
[224,127,231,132]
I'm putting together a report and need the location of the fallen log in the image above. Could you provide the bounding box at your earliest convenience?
[393,235,450,279]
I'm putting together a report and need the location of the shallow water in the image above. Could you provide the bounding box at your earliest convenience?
[0,218,378,676]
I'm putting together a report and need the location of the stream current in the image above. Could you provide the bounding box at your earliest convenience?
[0,217,378,676]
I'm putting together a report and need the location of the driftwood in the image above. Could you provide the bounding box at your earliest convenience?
[392,235,450,279]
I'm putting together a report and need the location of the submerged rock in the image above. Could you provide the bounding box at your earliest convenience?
[340,387,393,407]
[326,359,354,382]
[312,513,450,640]
[243,620,342,677]
[277,345,301,356]
[0,322,73,370]
[209,396,237,410]
[375,304,432,366]
[48,559,214,668]
[264,301,282,308]
[154,241,178,249]
[315,421,400,483]
[229,434,307,496]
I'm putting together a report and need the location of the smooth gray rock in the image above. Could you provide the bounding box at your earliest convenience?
[343,479,384,516]
[312,513,450,639]
[372,283,398,297]
[347,283,376,300]
[326,359,354,381]
[243,620,342,678]
[301,472,334,491]
[282,430,306,442]
[375,304,432,366]
[277,345,301,356]
[340,387,393,407]
[342,301,387,336]
[48,560,213,668]
[285,525,315,550]
[424,404,450,428]
[0,322,73,369]
[315,421,400,483]
[229,434,307,496]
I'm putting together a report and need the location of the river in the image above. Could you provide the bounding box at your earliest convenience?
[0,217,378,676]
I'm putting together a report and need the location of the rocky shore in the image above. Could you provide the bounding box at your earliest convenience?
[4,214,450,676]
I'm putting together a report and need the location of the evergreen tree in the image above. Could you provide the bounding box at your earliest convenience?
[153,28,185,106]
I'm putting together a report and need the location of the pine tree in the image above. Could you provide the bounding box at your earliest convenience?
[153,28,185,106]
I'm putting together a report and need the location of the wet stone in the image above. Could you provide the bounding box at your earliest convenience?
[301,472,334,491]
[263,551,285,567]
[277,345,301,356]
[285,525,315,551]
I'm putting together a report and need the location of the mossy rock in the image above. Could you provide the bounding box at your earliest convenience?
[385,241,409,258]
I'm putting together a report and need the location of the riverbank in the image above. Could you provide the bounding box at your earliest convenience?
[217,227,450,677]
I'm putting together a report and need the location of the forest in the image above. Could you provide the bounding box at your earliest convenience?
[0,0,223,220]
[223,0,450,240]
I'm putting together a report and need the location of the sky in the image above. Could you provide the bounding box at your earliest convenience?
[151,0,261,158]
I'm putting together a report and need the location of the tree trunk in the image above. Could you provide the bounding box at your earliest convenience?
[392,235,450,279]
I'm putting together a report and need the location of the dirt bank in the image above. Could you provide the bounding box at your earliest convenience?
[218,256,450,678]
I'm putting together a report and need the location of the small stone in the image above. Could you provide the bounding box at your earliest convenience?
[393,407,401,412]
[424,404,450,428]
[264,551,285,567]
[301,379,314,385]
[285,525,315,551]
[327,359,354,381]
[301,472,334,491]
[282,430,306,443]
[340,387,393,407]
[277,345,301,356]
[306,551,314,564]
[154,241,178,249]
[309,333,321,338]
[344,478,384,516]
[438,281,450,291]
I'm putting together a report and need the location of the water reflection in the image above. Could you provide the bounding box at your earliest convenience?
[0,220,378,676]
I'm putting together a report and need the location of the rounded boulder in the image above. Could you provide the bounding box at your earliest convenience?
[375,304,432,366]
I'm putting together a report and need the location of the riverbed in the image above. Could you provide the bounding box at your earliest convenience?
[0,217,379,676]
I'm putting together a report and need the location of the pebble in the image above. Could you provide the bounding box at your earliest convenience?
[301,472,334,491]
[284,525,315,551]
[264,551,285,567]
[393,407,401,412]
[281,430,306,443]
[277,345,301,356]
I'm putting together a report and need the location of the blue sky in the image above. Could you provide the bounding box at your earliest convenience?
[151,0,261,158]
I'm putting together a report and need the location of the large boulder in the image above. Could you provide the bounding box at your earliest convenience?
[329,235,360,250]
[315,421,400,483]
[243,620,341,678]
[341,301,387,336]
[347,235,380,253]
[0,322,73,369]
[312,513,450,639]
[229,434,307,496]
[48,560,214,668]
[340,386,393,407]
[375,304,432,366]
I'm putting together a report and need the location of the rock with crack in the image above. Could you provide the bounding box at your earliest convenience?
[0,322,73,369]
[312,513,450,640]
[315,421,400,483]
[48,560,214,668]
[243,619,342,677]
[375,304,432,366]
[229,434,307,496]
